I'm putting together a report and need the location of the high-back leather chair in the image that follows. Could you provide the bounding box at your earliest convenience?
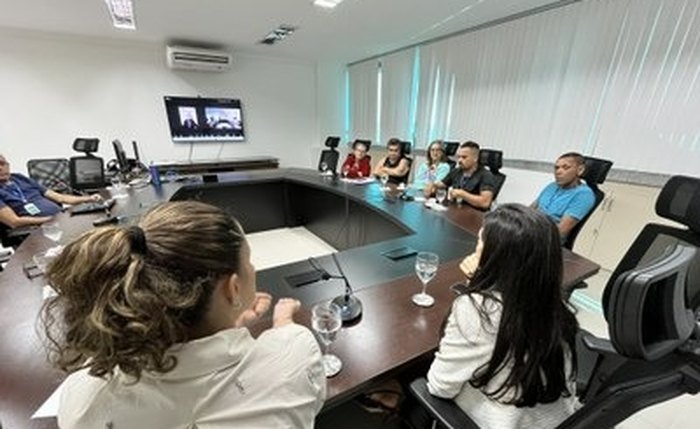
[318,136,341,174]
[443,141,459,169]
[563,156,613,250]
[479,149,506,200]
[26,158,71,193]
[408,174,700,429]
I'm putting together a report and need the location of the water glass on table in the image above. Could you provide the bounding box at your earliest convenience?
[311,301,343,377]
[41,220,62,242]
[413,251,439,307]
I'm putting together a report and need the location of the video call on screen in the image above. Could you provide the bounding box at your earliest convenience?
[164,96,245,142]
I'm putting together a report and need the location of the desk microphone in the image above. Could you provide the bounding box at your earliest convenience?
[330,253,362,323]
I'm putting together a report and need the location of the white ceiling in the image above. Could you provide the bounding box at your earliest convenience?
[0,0,563,63]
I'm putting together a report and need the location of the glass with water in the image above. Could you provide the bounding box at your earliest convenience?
[435,188,447,205]
[413,251,439,307]
[311,302,343,377]
[41,220,63,242]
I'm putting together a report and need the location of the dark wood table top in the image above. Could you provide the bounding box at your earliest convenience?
[0,169,599,428]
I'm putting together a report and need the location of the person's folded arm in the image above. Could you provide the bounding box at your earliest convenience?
[45,190,100,206]
[557,215,580,237]
[427,297,491,399]
[373,157,388,177]
[0,206,51,228]
[454,189,494,210]
[381,159,409,177]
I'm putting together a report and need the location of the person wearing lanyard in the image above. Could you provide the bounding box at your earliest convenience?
[427,141,496,210]
[532,152,595,239]
[0,154,101,228]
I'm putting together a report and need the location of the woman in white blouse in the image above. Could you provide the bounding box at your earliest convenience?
[427,204,579,429]
[43,201,326,429]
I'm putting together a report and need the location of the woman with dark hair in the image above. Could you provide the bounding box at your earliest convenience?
[427,204,579,428]
[341,140,372,178]
[413,140,451,191]
[43,201,325,428]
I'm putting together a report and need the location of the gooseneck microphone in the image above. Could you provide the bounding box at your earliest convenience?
[330,253,363,323]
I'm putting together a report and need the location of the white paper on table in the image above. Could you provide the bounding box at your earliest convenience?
[31,382,63,419]
[340,177,375,185]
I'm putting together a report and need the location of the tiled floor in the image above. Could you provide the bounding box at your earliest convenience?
[246,226,337,270]
[572,270,699,429]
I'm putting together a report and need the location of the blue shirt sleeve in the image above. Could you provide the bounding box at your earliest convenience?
[564,186,595,221]
[413,163,430,189]
[435,163,451,182]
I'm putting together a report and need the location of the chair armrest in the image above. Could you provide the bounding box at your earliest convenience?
[581,332,616,355]
[408,378,480,429]
[7,226,36,238]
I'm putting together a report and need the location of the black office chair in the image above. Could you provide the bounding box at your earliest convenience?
[69,138,105,190]
[318,136,341,174]
[443,141,459,169]
[399,140,414,184]
[0,223,34,249]
[479,149,506,200]
[26,158,71,193]
[409,174,700,429]
[563,156,614,251]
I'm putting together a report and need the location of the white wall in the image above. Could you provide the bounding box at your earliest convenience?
[0,28,319,173]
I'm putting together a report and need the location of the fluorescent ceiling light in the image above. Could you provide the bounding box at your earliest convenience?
[313,0,345,9]
[104,0,136,30]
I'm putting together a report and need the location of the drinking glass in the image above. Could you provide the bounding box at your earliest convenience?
[320,161,328,173]
[413,252,439,307]
[380,174,389,189]
[435,188,447,205]
[311,301,343,377]
[41,220,63,242]
[110,176,128,199]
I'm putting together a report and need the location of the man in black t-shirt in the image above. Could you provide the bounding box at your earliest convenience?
[428,141,495,210]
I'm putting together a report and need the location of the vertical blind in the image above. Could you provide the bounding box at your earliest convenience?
[347,0,700,176]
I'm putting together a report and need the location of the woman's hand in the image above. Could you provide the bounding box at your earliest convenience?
[234,292,272,328]
[272,298,301,328]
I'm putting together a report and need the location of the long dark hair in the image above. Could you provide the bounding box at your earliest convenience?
[465,203,578,406]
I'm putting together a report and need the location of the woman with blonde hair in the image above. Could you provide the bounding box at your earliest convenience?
[413,140,451,192]
[43,201,326,428]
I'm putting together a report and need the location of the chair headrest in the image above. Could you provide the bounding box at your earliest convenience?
[582,157,613,185]
[656,176,700,234]
[324,136,340,149]
[443,141,459,157]
[479,149,503,172]
[400,141,412,156]
[73,138,99,154]
[606,244,696,360]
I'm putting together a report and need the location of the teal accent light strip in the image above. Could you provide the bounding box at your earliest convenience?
[428,67,441,142]
[408,48,421,144]
[376,61,383,144]
[344,68,350,142]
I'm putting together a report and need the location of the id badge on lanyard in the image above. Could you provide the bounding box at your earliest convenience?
[24,203,41,215]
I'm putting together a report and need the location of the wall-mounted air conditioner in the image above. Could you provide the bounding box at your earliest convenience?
[166,45,232,72]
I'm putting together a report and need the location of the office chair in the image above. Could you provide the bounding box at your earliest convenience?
[353,139,372,151]
[563,156,613,250]
[443,141,459,169]
[26,158,71,193]
[0,223,34,249]
[398,140,414,184]
[479,149,507,200]
[69,138,105,190]
[318,136,341,174]
[409,174,700,429]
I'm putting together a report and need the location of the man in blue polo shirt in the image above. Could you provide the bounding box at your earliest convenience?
[0,154,101,229]
[533,152,595,239]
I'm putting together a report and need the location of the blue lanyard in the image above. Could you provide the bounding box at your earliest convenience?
[5,181,27,202]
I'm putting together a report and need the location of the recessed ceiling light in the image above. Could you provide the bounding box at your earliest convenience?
[259,25,298,45]
[313,0,345,9]
[104,0,136,30]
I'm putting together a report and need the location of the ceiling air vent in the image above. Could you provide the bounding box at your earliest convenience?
[166,46,232,72]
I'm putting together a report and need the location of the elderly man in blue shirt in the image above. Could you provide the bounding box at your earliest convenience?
[0,154,101,228]
[533,152,595,239]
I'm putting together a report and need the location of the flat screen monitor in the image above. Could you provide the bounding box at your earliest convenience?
[70,157,105,190]
[112,140,130,174]
[164,96,245,142]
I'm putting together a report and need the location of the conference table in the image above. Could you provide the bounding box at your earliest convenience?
[0,168,600,428]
